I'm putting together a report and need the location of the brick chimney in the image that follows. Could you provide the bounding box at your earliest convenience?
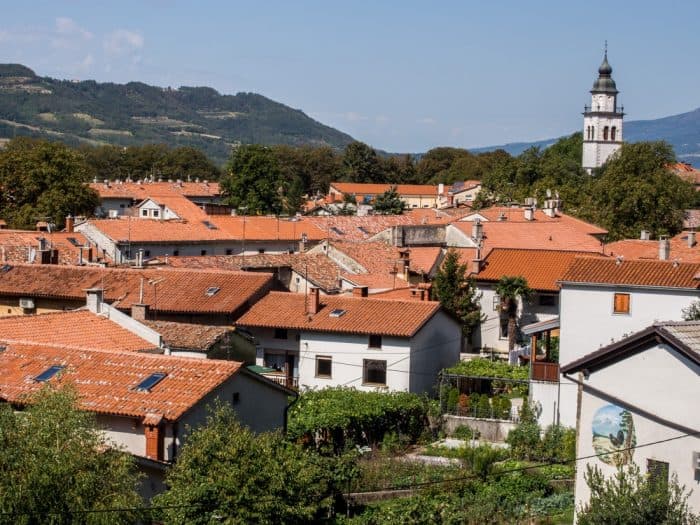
[306,287,320,314]
[65,215,74,233]
[353,286,368,298]
[131,303,150,321]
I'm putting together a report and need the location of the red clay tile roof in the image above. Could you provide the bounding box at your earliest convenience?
[605,232,700,263]
[669,162,700,185]
[0,230,90,265]
[476,249,605,292]
[238,291,442,337]
[559,256,700,289]
[0,264,272,315]
[82,217,234,243]
[0,310,158,352]
[330,182,441,197]
[141,320,231,351]
[157,253,343,292]
[0,344,241,421]
[90,181,221,199]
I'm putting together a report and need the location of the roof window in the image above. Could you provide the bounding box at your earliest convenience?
[357,226,370,235]
[331,227,344,236]
[329,308,346,318]
[67,237,82,247]
[35,365,65,382]
[202,220,218,230]
[0,264,12,273]
[136,372,166,392]
[205,286,220,297]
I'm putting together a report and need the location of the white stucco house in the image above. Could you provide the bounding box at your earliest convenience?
[237,287,462,393]
[540,257,700,429]
[561,322,700,518]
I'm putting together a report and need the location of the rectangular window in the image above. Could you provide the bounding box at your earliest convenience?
[141,209,148,217]
[274,328,288,340]
[369,334,382,349]
[258,248,265,254]
[613,293,630,314]
[363,359,387,385]
[153,209,159,218]
[232,392,240,405]
[315,356,332,378]
[647,459,669,485]
[225,249,233,255]
[200,249,207,256]
[144,250,151,257]
[538,294,557,307]
[493,294,501,311]
[173,250,179,256]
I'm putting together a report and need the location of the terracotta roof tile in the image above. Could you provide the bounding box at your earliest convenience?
[0,230,90,265]
[238,291,441,337]
[0,264,272,315]
[0,344,241,421]
[330,182,442,197]
[605,232,700,263]
[476,249,605,292]
[90,181,221,199]
[0,310,157,352]
[141,320,231,351]
[559,256,700,289]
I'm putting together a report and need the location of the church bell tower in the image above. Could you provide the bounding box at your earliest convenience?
[582,46,624,173]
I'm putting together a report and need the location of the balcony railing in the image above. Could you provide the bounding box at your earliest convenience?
[262,373,299,390]
[531,362,560,383]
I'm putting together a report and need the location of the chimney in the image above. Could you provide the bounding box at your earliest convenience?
[77,248,83,266]
[688,231,697,248]
[299,233,308,253]
[65,215,74,233]
[543,206,556,218]
[471,219,483,241]
[85,288,105,314]
[134,249,144,268]
[131,303,150,321]
[438,183,444,195]
[353,286,368,298]
[640,230,650,241]
[659,236,670,261]
[471,247,482,275]
[524,207,534,221]
[306,287,320,314]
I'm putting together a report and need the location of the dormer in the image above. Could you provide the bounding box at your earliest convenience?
[135,198,180,220]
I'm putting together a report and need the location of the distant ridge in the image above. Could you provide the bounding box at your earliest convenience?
[470,107,700,166]
[0,64,356,164]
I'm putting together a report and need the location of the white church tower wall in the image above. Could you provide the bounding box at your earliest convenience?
[582,48,624,172]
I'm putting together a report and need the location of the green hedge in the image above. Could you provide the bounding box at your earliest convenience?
[287,387,428,451]
[445,358,528,380]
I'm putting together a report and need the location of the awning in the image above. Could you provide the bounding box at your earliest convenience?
[521,316,560,336]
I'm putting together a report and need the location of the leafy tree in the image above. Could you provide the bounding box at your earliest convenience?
[495,276,533,352]
[0,138,99,229]
[222,144,284,214]
[682,300,700,321]
[432,249,483,341]
[372,185,406,215]
[586,141,695,240]
[381,154,418,184]
[0,386,142,525]
[341,141,383,183]
[577,463,699,525]
[155,404,349,524]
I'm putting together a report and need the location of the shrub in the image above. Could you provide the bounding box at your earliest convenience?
[476,395,492,418]
[451,425,477,440]
[506,421,541,460]
[287,387,429,452]
[461,444,508,479]
[540,425,576,462]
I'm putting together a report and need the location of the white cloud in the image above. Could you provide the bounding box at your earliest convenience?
[104,29,144,55]
[375,115,389,124]
[55,17,93,40]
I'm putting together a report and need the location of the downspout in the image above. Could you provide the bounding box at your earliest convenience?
[283,391,300,435]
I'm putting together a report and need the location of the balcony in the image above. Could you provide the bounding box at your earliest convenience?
[261,372,299,390]
[531,361,560,383]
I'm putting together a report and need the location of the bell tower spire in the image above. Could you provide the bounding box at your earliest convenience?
[582,45,624,173]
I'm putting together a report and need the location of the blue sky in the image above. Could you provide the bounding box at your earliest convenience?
[2,1,699,152]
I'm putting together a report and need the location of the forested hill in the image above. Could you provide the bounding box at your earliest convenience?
[471,106,700,165]
[0,64,355,165]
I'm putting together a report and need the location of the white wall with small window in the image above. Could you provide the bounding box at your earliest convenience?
[569,341,700,517]
[556,283,698,428]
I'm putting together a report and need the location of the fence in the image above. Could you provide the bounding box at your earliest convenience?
[439,373,529,422]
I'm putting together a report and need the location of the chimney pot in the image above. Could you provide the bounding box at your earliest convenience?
[524,207,534,221]
[306,287,320,314]
[640,230,650,241]
[688,231,696,248]
[353,286,369,298]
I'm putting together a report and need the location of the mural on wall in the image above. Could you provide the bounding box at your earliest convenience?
[592,404,636,466]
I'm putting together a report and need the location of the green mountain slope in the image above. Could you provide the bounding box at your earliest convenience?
[0,64,355,164]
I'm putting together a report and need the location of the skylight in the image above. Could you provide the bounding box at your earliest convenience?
[0,264,12,273]
[67,237,82,247]
[205,286,220,297]
[35,365,65,382]
[202,220,218,230]
[357,226,370,235]
[330,227,344,235]
[329,308,347,318]
[136,372,166,392]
